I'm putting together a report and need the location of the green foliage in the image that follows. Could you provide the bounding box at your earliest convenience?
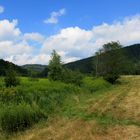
[134,61,140,75]
[95,42,124,83]
[28,77,39,81]
[83,77,111,92]
[48,50,63,81]
[4,69,20,87]
[0,76,112,134]
[28,70,39,78]
[61,68,83,86]
[0,103,44,133]
[103,73,119,84]
[65,57,93,74]
[64,44,140,75]
[0,59,28,76]
[17,79,79,114]
[0,77,4,88]
[22,64,46,73]
[47,50,84,85]
[0,88,22,104]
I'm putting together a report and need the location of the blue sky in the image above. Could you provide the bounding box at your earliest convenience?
[0,0,140,65]
[1,0,140,35]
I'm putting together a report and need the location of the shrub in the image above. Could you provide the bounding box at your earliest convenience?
[61,69,83,86]
[0,88,22,104]
[4,70,20,87]
[0,103,45,133]
[83,77,111,92]
[103,74,119,84]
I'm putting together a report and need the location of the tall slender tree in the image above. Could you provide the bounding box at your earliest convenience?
[48,50,63,81]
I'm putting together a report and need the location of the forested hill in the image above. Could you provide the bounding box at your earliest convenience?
[22,64,47,73]
[64,44,140,74]
[32,44,140,76]
[0,59,28,76]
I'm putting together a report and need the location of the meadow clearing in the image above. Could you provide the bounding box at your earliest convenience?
[0,76,139,140]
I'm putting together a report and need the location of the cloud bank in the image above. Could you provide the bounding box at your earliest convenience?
[0,15,140,65]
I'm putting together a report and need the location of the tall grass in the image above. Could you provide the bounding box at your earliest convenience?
[0,76,111,133]
[0,102,45,133]
[83,77,111,93]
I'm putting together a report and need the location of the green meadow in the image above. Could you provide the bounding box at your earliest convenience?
[0,76,140,140]
[0,76,110,133]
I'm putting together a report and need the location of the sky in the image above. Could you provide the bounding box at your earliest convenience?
[0,0,140,65]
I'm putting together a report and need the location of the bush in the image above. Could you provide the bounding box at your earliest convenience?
[0,88,22,104]
[103,74,119,84]
[4,70,20,87]
[61,69,83,86]
[0,103,45,133]
[83,77,111,92]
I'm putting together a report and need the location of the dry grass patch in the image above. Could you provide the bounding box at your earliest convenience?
[118,77,140,121]
[11,119,140,140]
[88,76,140,122]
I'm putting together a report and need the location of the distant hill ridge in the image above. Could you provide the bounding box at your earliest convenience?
[22,64,47,73]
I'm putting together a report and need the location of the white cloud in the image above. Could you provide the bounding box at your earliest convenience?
[42,15,140,63]
[0,19,21,41]
[44,8,66,24]
[1,15,140,65]
[5,53,50,65]
[0,5,4,14]
[0,41,32,57]
[24,32,45,43]
[42,27,93,59]
[0,19,33,65]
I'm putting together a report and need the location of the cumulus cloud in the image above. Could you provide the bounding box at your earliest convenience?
[0,19,33,65]
[0,41,32,57]
[1,15,140,65]
[41,27,93,59]
[42,15,140,62]
[0,19,21,41]
[44,8,66,24]
[0,5,4,14]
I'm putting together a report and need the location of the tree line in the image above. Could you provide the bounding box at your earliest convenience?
[47,41,126,84]
[4,41,139,87]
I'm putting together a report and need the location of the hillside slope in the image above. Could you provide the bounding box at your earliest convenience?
[11,76,140,140]
[40,44,140,76]
[22,64,47,73]
[0,59,28,76]
[65,44,140,74]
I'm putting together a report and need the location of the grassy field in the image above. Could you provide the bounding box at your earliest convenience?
[0,76,140,140]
